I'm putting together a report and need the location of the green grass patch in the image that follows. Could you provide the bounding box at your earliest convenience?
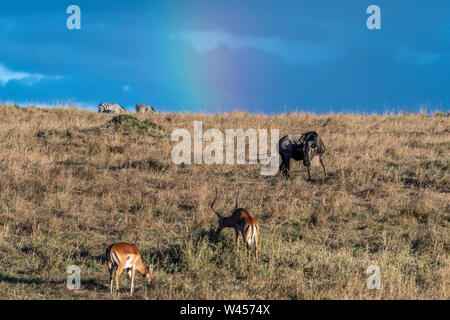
[107,114,164,136]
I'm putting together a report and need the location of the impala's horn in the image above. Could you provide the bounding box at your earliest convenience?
[211,187,221,217]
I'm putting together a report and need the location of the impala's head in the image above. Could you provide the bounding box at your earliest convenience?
[211,187,239,233]
[144,265,153,284]
[216,215,225,233]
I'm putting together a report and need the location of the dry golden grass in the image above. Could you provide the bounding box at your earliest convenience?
[0,104,448,299]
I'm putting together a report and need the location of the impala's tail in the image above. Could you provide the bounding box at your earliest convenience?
[105,246,121,267]
[105,246,111,265]
[246,224,258,245]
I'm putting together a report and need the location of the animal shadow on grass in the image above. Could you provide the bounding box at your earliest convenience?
[0,274,62,286]
[196,227,225,244]
[305,170,339,185]
[196,227,238,257]
[0,273,109,292]
[80,278,110,291]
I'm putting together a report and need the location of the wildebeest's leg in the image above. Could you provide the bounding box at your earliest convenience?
[279,153,291,177]
[303,151,312,181]
[320,155,327,179]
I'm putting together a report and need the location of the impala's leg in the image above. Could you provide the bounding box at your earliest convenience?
[255,232,259,260]
[130,266,136,296]
[307,165,311,181]
[115,264,124,292]
[320,156,327,180]
[235,230,240,252]
[246,242,250,262]
[108,262,114,294]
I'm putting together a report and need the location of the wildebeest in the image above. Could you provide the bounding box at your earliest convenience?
[98,102,127,114]
[135,104,157,114]
[278,131,326,180]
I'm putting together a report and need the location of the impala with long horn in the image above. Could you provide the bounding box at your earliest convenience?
[211,187,260,260]
[105,242,153,295]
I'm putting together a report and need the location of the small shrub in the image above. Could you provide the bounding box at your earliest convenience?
[107,114,163,135]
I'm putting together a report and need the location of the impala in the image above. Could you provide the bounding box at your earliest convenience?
[211,188,260,260]
[105,242,153,295]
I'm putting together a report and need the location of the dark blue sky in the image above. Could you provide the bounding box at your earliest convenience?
[1,1,449,113]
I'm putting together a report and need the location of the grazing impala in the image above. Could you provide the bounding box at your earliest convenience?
[105,242,153,295]
[211,188,260,260]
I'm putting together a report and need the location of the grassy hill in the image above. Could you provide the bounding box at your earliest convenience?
[0,104,448,299]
